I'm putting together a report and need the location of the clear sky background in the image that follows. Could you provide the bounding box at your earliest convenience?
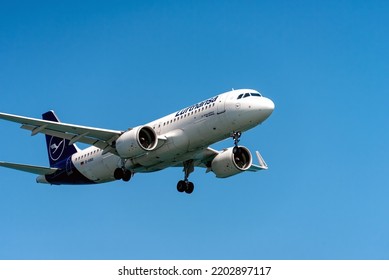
[0,0,388,260]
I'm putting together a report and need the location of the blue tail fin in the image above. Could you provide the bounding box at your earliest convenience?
[42,111,78,167]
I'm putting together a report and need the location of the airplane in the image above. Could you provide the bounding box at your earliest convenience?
[0,89,274,194]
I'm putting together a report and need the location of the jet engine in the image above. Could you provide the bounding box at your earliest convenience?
[116,126,158,158]
[211,146,252,178]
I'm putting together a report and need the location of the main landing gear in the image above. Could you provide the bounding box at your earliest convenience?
[114,168,133,182]
[177,160,195,194]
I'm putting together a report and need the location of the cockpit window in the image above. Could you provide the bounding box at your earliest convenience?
[237,92,262,99]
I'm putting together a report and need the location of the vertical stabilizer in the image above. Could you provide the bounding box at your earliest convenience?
[42,111,78,167]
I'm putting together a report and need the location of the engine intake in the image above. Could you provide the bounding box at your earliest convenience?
[211,146,252,178]
[116,126,157,158]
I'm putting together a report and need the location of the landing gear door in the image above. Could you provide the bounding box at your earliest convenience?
[217,94,226,114]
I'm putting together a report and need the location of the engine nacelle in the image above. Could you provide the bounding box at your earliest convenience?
[211,146,252,178]
[116,126,157,158]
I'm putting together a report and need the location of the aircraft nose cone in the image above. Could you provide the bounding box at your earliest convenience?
[263,97,275,111]
[260,97,275,119]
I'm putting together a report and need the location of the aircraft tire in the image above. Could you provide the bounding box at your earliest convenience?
[114,168,124,180]
[185,182,194,194]
[177,180,186,192]
[122,170,132,182]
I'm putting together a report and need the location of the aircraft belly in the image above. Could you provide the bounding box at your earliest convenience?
[125,129,189,171]
[127,114,231,173]
[129,151,198,173]
[45,156,95,185]
[73,152,118,183]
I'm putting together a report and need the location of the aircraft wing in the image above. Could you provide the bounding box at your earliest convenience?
[0,161,59,175]
[0,112,123,153]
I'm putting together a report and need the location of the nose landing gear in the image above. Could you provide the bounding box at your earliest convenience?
[231,131,242,154]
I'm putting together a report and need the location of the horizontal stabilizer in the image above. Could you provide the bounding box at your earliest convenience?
[0,161,59,175]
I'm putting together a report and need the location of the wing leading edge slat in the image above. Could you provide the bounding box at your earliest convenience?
[0,112,123,153]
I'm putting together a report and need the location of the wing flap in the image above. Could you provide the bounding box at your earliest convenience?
[0,161,59,175]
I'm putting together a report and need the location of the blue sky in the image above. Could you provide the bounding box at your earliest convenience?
[0,0,388,259]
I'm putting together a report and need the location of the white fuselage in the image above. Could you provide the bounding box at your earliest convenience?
[60,89,274,183]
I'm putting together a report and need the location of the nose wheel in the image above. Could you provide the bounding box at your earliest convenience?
[177,160,195,194]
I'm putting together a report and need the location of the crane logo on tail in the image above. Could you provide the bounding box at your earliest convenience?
[49,137,65,161]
